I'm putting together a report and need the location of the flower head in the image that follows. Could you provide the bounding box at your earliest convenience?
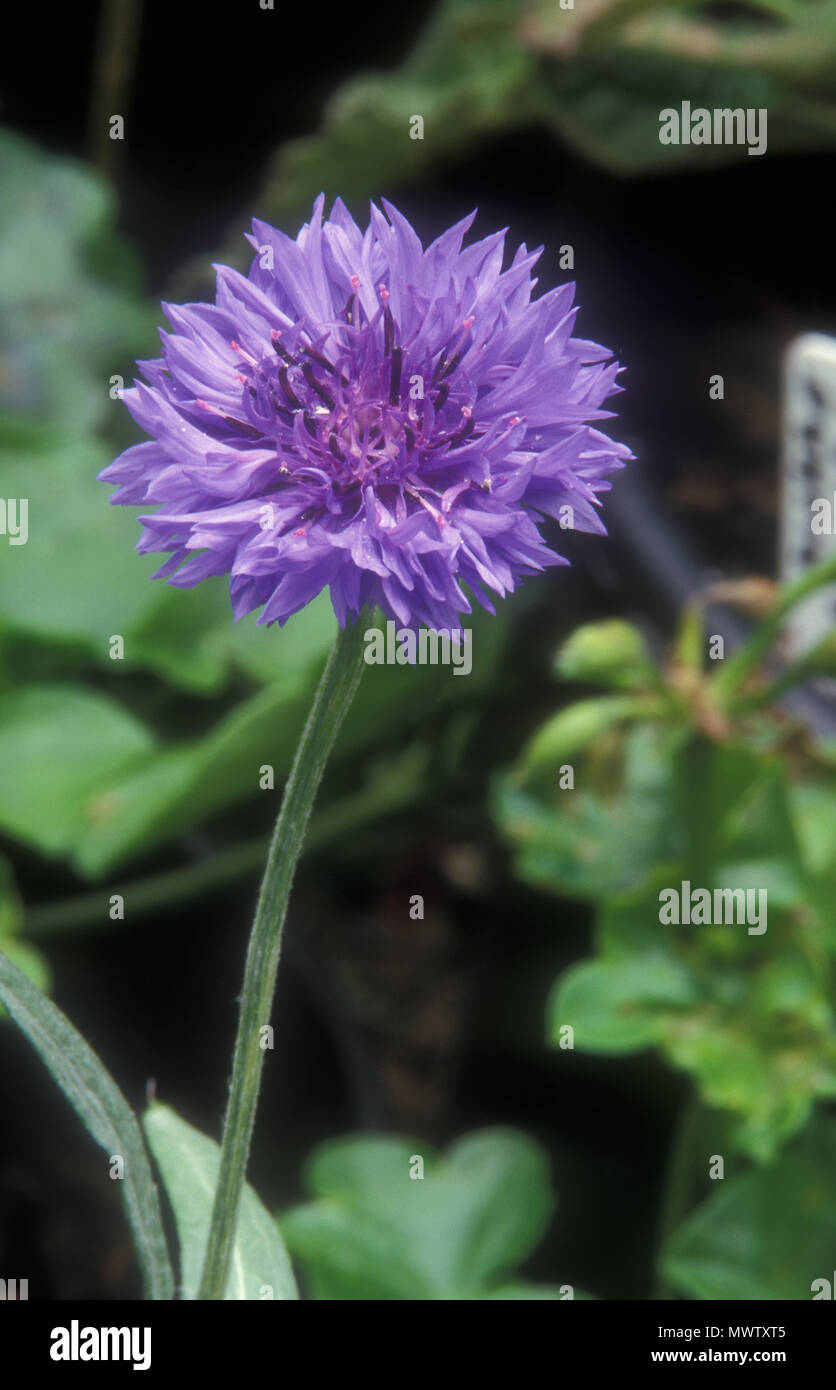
[101,197,632,630]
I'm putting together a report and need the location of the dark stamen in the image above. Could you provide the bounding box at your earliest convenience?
[434,381,449,412]
[329,432,344,461]
[221,414,264,440]
[404,423,415,452]
[383,304,394,358]
[447,412,475,448]
[302,345,338,376]
[271,333,298,366]
[303,414,318,437]
[302,362,336,410]
[342,293,355,324]
[389,345,402,405]
[440,351,461,380]
[432,352,447,384]
[279,367,302,409]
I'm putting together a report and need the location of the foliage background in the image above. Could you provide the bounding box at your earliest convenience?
[1,0,836,1299]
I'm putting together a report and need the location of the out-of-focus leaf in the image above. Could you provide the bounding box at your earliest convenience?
[526,0,836,174]
[550,955,698,1053]
[74,600,508,876]
[672,739,763,885]
[0,857,49,1019]
[564,888,836,1162]
[518,695,661,774]
[0,419,161,658]
[201,0,836,279]
[662,1115,836,1300]
[0,128,156,432]
[0,414,340,694]
[0,684,154,856]
[280,1129,561,1300]
[497,723,680,899]
[142,1103,298,1301]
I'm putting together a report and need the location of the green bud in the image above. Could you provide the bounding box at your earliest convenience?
[555,620,655,689]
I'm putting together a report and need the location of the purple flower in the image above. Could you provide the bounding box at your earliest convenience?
[100,197,632,630]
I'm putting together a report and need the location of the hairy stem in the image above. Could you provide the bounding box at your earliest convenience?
[197,615,368,1300]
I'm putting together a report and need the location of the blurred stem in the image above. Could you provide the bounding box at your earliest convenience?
[197,615,368,1301]
[653,1094,705,1301]
[88,0,142,178]
[711,552,836,706]
[25,746,423,935]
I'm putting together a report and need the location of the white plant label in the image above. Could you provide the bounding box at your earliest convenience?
[781,333,836,659]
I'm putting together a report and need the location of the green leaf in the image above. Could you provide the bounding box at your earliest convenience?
[142,1102,298,1301]
[550,955,698,1053]
[0,857,49,1019]
[0,129,156,433]
[280,1129,559,1299]
[0,684,154,856]
[0,948,173,1299]
[74,600,508,876]
[672,739,757,882]
[0,418,333,694]
[497,723,680,900]
[518,694,660,773]
[0,420,154,657]
[662,1115,836,1300]
[527,0,836,175]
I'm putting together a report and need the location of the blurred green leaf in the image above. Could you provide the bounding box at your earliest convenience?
[74,601,507,876]
[662,1115,836,1300]
[550,955,698,1052]
[0,857,49,1019]
[578,888,836,1161]
[142,1103,298,1301]
[497,723,681,899]
[0,418,161,659]
[211,0,836,270]
[0,128,156,432]
[499,664,836,1160]
[0,684,154,856]
[527,0,836,174]
[518,694,661,774]
[0,414,340,694]
[672,739,762,885]
[280,1129,562,1300]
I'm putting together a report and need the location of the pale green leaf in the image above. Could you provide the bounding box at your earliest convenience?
[143,1102,298,1301]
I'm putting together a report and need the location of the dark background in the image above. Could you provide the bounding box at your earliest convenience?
[2,0,835,1299]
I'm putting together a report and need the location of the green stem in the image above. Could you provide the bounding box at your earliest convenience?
[197,615,368,1300]
[711,551,836,704]
[653,1095,705,1300]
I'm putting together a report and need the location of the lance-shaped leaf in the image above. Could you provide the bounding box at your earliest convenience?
[0,949,173,1299]
[143,1103,298,1301]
